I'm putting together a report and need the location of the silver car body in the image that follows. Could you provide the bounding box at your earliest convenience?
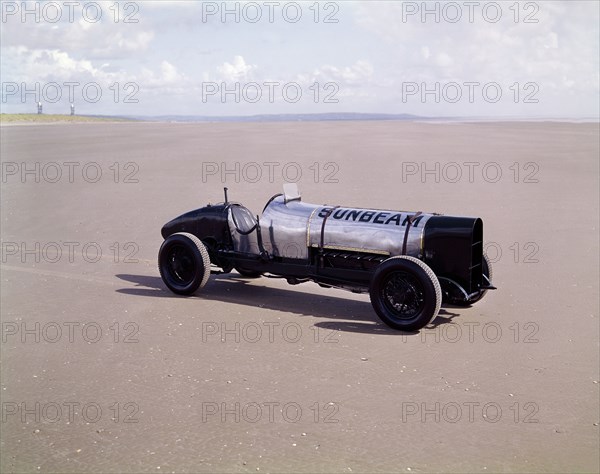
[229,194,433,260]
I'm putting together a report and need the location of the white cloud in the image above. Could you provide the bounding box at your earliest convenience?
[1,5,155,59]
[2,46,103,83]
[140,60,190,91]
[2,0,597,116]
[216,56,257,82]
[435,53,453,68]
[312,60,374,86]
[349,1,599,115]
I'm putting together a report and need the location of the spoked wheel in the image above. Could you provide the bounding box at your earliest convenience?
[158,232,211,295]
[370,256,441,331]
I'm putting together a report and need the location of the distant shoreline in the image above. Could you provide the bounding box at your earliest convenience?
[0,113,138,125]
[1,112,598,126]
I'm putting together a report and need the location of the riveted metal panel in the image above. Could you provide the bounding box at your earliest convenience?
[259,195,433,259]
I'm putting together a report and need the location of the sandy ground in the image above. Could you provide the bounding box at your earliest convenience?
[0,121,598,473]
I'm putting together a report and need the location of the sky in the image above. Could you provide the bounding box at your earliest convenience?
[1,0,599,118]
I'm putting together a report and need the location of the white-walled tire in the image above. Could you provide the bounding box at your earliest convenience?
[370,256,441,331]
[159,232,211,295]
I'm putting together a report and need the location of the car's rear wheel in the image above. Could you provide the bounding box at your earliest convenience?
[370,256,441,331]
[159,232,211,295]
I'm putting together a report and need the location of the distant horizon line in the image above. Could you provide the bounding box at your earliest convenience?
[117,112,600,123]
[2,112,599,123]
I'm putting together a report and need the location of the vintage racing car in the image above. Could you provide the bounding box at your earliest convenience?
[158,185,495,331]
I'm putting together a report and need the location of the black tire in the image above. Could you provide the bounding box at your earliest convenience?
[234,267,262,278]
[158,233,211,295]
[369,256,441,331]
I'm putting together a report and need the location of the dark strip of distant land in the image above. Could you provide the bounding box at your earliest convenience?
[124,113,436,122]
[119,113,598,123]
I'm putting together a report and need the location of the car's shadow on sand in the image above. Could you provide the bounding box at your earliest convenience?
[115,273,462,336]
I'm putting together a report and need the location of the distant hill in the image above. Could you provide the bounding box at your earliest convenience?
[126,113,436,123]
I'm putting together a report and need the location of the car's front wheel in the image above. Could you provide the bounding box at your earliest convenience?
[158,232,211,295]
[369,256,441,331]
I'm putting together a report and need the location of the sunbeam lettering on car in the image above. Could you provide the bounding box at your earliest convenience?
[317,208,425,227]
